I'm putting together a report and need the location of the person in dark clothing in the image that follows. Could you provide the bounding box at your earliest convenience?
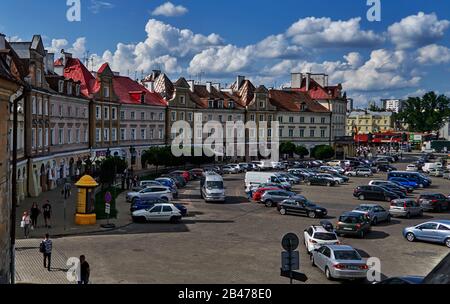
[126,177,130,190]
[30,202,40,228]
[41,233,52,271]
[42,200,52,228]
[78,255,90,284]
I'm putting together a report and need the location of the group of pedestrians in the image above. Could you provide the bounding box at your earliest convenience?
[38,234,90,284]
[21,200,52,238]
[122,168,140,190]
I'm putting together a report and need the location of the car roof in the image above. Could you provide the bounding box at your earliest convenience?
[358,204,379,207]
[432,220,450,225]
[341,211,365,217]
[325,245,355,251]
[311,226,332,233]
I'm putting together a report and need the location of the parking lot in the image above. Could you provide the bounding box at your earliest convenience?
[102,157,450,284]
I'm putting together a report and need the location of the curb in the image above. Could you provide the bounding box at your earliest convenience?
[38,222,134,239]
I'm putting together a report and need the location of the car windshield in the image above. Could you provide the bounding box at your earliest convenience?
[206,181,224,189]
[356,206,374,212]
[339,215,363,224]
[314,233,337,240]
[334,250,361,260]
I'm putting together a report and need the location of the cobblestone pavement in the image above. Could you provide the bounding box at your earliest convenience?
[15,239,71,284]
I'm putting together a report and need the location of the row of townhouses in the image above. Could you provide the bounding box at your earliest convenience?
[0,34,349,204]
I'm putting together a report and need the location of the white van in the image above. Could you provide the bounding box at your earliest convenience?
[251,160,272,171]
[245,172,291,189]
[200,172,225,203]
[422,163,438,173]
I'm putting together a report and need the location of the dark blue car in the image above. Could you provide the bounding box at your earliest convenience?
[389,177,419,189]
[130,198,188,216]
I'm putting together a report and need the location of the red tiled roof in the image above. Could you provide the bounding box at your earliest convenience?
[293,78,342,100]
[54,58,63,66]
[62,58,98,97]
[269,89,330,113]
[97,63,109,75]
[113,75,167,107]
[189,84,244,109]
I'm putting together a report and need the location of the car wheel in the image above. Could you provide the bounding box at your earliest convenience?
[308,211,316,219]
[326,182,331,187]
[372,218,378,226]
[265,200,274,208]
[406,212,411,219]
[280,208,287,215]
[445,238,450,248]
[325,267,333,280]
[406,232,416,242]
[170,216,181,224]
[358,195,365,200]
[364,174,369,178]
[132,216,146,223]
[419,184,424,188]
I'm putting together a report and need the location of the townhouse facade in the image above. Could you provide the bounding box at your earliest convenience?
[346,110,394,136]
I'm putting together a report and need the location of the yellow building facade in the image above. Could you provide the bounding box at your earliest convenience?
[346,111,394,135]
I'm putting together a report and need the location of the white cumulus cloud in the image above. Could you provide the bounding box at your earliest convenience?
[152,2,188,17]
[417,44,450,64]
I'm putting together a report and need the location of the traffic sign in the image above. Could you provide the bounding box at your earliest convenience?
[282,251,299,271]
[105,192,112,204]
[105,203,111,215]
[282,233,299,251]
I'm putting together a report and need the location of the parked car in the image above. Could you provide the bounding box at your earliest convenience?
[345,168,373,177]
[390,199,423,218]
[443,170,450,180]
[335,212,371,238]
[257,183,291,191]
[126,186,173,204]
[163,174,186,188]
[388,177,418,189]
[353,185,400,202]
[252,187,281,202]
[428,168,444,177]
[377,276,424,284]
[222,165,240,174]
[352,204,391,225]
[317,173,344,184]
[406,164,419,172]
[331,173,349,183]
[152,179,178,198]
[368,180,409,194]
[403,220,450,248]
[378,164,397,172]
[376,185,407,199]
[310,245,369,280]
[261,189,300,207]
[417,193,450,212]
[130,198,188,216]
[388,171,431,188]
[190,168,204,178]
[306,176,336,187]
[304,225,340,253]
[132,203,183,223]
[278,196,328,218]
[171,170,191,182]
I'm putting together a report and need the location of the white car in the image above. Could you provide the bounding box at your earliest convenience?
[126,186,173,203]
[132,203,182,223]
[406,164,418,172]
[345,168,373,177]
[318,173,344,184]
[304,225,340,253]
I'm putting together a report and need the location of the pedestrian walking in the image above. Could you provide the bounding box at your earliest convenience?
[30,202,40,229]
[78,255,90,285]
[40,233,53,271]
[21,211,31,238]
[42,200,52,228]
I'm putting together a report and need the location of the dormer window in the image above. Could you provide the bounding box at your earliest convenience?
[103,86,110,98]
[229,101,234,109]
[259,100,266,109]
[75,84,80,96]
[208,100,214,109]
[140,93,145,104]
[58,80,64,93]
[36,68,42,85]
[218,100,224,109]
[300,103,307,111]
[67,83,72,95]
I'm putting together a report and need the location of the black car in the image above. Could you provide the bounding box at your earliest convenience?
[377,185,407,198]
[378,164,398,172]
[277,197,327,218]
[418,193,450,212]
[306,176,336,187]
[353,185,400,202]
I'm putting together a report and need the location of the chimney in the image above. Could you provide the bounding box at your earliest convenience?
[291,73,302,89]
[61,49,72,66]
[188,80,195,92]
[306,73,311,91]
[236,75,245,91]
[45,52,55,74]
[206,81,212,93]
[0,33,5,50]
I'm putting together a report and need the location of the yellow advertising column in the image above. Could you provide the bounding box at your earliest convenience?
[75,175,99,226]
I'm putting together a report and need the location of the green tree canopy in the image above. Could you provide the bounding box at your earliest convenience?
[280,141,297,157]
[295,146,309,159]
[397,92,450,133]
[99,156,128,186]
[311,145,335,160]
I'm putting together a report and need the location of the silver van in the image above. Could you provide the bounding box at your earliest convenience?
[201,172,225,203]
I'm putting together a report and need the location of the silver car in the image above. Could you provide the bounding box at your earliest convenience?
[352,204,391,225]
[403,220,450,248]
[222,165,239,174]
[260,190,299,207]
[126,186,173,203]
[311,245,368,281]
[428,168,444,177]
[390,199,423,218]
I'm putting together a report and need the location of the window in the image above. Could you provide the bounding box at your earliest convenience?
[112,108,117,120]
[311,117,315,124]
[208,114,213,121]
[75,107,79,118]
[31,128,36,148]
[268,115,273,122]
[208,100,214,109]
[95,129,101,142]
[120,128,126,141]
[250,114,255,121]
[150,112,155,121]
[104,107,109,120]
[141,129,146,140]
[37,128,42,147]
[50,104,54,116]
[159,128,163,139]
[67,129,72,144]
[259,114,265,122]
[321,117,326,124]
[131,111,136,120]
[37,98,42,115]
[112,128,117,141]
[279,128,283,137]
[131,129,136,140]
[159,113,164,121]
[45,129,49,147]
[259,101,266,109]
[321,129,326,138]
[289,117,294,123]
[76,129,80,143]
[288,129,294,137]
[149,129,154,139]
[104,128,109,141]
[268,128,272,137]
[171,111,177,121]
[180,95,186,104]
[36,69,42,85]
[300,117,305,123]
[310,129,315,137]
[229,101,235,109]
[218,100,224,109]
[67,106,72,117]
[58,128,64,145]
[299,129,305,138]
[120,111,125,120]
[228,115,233,122]
[44,100,48,115]
[141,112,145,121]
[96,106,101,119]
[50,128,55,145]
[58,80,64,93]
[180,112,185,121]
[75,84,80,96]
[218,115,223,122]
[103,86,110,98]
[67,83,72,95]
[236,115,242,121]
[438,225,450,231]
[278,116,283,123]
[188,112,193,122]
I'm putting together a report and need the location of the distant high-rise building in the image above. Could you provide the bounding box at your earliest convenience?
[382,99,404,113]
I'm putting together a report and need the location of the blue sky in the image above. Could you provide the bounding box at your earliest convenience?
[1,0,450,106]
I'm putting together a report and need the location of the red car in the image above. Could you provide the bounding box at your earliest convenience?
[190,168,204,178]
[252,187,280,202]
[171,171,190,182]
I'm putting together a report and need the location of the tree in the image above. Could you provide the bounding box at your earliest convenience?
[397,92,450,133]
[368,103,383,112]
[279,141,297,158]
[295,146,309,159]
[99,156,128,186]
[311,145,335,160]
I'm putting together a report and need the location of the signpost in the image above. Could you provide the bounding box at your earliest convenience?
[101,191,115,229]
[280,233,307,284]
